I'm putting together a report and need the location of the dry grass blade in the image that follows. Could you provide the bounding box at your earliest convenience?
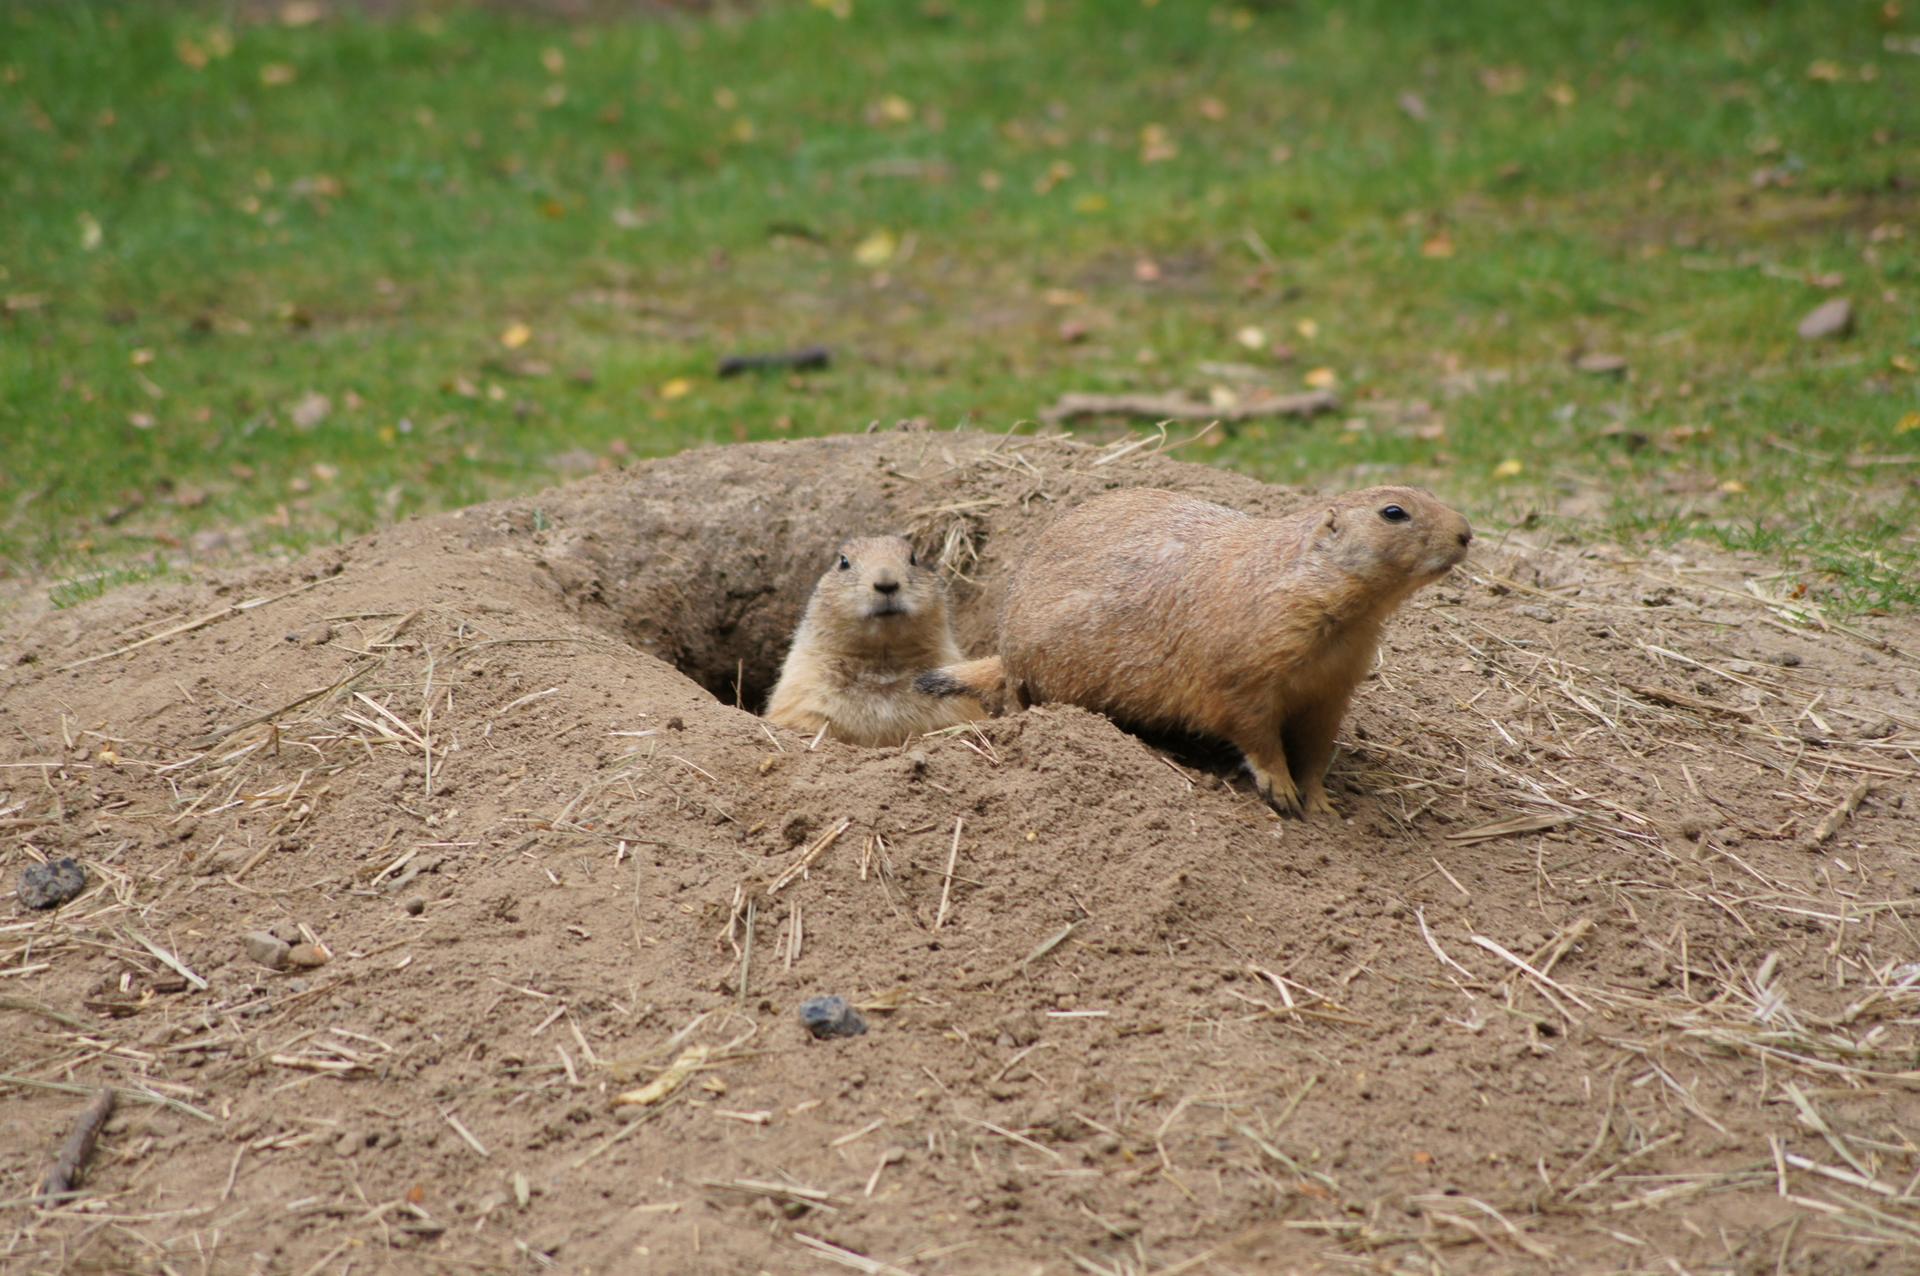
[1468,934,1594,1013]
[1446,812,1579,845]
[934,816,962,930]
[57,578,327,672]
[1807,779,1873,847]
[793,1233,917,1276]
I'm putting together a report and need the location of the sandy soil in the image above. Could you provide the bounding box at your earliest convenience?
[3,430,1918,1275]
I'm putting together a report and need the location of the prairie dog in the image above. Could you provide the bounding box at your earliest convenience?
[766,536,986,747]
[919,486,1472,816]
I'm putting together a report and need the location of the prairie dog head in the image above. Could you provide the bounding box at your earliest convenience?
[806,534,948,637]
[1314,486,1473,591]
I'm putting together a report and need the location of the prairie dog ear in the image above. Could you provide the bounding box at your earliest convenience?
[1321,506,1341,535]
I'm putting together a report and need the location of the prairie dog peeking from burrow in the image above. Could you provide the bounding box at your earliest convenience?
[765,535,986,747]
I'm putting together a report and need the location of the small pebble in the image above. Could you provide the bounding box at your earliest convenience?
[18,858,86,910]
[404,896,427,916]
[243,931,291,971]
[799,995,868,1040]
[287,942,332,969]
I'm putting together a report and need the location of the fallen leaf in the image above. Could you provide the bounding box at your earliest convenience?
[1896,411,1920,434]
[658,377,693,400]
[176,38,208,70]
[280,1,323,26]
[1139,123,1178,164]
[290,391,332,430]
[1421,231,1454,259]
[1042,288,1084,307]
[79,212,102,252]
[1072,192,1108,214]
[130,348,154,366]
[1492,458,1523,478]
[260,63,297,87]
[1235,326,1267,351]
[852,229,896,267]
[128,412,156,430]
[1478,65,1526,96]
[1573,352,1628,377]
[1546,83,1576,107]
[1304,367,1337,389]
[1718,480,1748,494]
[1196,96,1228,121]
[1295,318,1319,340]
[541,46,566,75]
[868,93,914,125]
[1133,258,1161,283]
[500,322,532,349]
[1796,297,1854,341]
[1397,92,1429,121]
[1806,59,1844,82]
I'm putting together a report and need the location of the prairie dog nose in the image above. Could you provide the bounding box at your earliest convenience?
[1458,529,1473,548]
[873,578,900,595]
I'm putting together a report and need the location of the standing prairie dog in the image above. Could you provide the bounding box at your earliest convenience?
[765,535,987,747]
[918,486,1472,816]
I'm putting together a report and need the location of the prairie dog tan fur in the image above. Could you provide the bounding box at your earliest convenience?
[919,486,1472,815]
[766,535,986,747]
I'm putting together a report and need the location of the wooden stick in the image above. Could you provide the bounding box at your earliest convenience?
[1039,388,1338,426]
[40,1087,115,1204]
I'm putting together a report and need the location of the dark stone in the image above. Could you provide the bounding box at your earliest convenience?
[18,858,86,910]
[799,995,868,1040]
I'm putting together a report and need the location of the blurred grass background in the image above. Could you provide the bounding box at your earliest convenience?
[2,0,1916,610]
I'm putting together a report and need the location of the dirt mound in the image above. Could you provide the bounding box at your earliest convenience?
[3,430,1918,1274]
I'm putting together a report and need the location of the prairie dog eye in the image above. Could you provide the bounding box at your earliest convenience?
[908,549,918,567]
[1380,505,1410,523]
[837,555,851,571]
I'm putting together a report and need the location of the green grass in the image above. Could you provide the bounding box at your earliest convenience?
[3,0,1917,612]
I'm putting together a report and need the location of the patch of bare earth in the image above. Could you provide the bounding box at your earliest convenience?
[3,431,1918,1275]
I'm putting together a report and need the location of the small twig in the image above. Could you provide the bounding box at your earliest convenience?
[39,1088,114,1205]
[769,818,852,895]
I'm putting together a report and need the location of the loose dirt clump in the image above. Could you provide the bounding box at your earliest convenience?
[3,430,1918,1274]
